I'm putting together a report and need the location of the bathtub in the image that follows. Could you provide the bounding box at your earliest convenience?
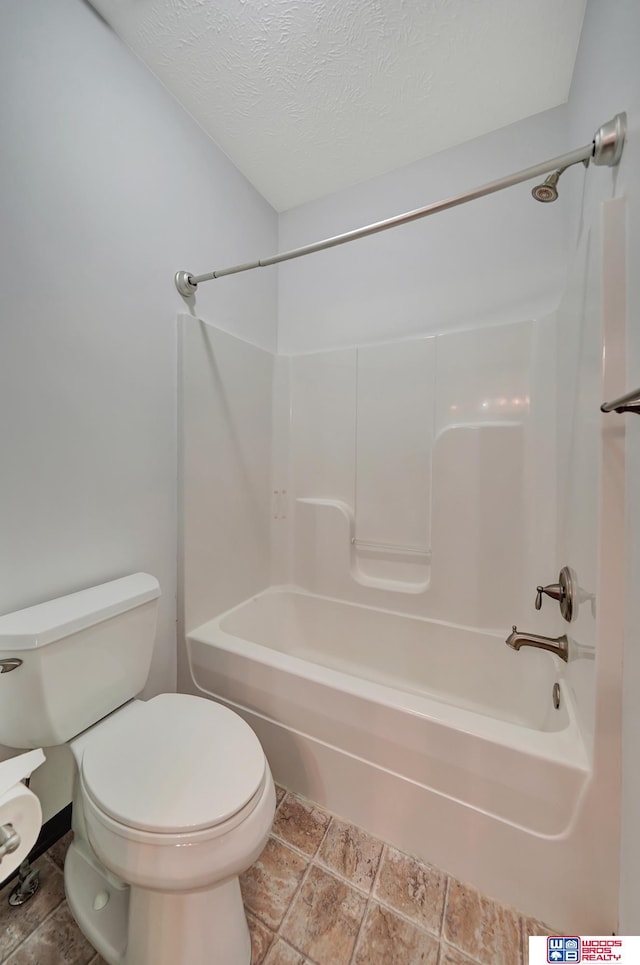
[186,586,598,929]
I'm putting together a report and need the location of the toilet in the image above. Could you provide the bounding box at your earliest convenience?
[0,574,275,965]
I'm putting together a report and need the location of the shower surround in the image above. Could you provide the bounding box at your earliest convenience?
[178,201,625,933]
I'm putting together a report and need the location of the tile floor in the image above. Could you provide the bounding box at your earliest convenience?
[0,786,553,965]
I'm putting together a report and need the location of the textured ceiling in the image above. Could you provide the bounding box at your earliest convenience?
[89,0,587,211]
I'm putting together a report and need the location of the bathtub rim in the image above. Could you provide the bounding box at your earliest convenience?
[186,584,590,775]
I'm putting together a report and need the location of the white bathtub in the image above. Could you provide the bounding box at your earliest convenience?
[186,586,599,929]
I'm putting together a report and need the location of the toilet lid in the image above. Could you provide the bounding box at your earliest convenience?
[81,694,266,834]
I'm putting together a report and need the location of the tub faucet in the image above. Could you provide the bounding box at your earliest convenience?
[505,626,569,662]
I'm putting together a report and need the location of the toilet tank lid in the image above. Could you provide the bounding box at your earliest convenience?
[0,574,160,651]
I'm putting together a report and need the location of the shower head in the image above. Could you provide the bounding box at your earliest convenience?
[531,169,563,203]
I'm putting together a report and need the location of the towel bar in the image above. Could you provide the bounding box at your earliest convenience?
[601,387,640,415]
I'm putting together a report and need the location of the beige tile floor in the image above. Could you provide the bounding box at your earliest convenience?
[0,787,553,965]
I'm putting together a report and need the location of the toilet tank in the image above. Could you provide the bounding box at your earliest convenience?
[0,574,160,749]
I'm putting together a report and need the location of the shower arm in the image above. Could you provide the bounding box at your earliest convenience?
[175,113,626,297]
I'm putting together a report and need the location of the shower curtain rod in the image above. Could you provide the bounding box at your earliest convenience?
[174,113,626,297]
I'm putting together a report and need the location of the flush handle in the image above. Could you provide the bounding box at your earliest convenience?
[535,566,576,623]
[0,659,22,674]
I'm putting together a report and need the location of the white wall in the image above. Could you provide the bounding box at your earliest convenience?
[284,320,550,632]
[278,106,571,354]
[179,320,274,643]
[562,0,640,935]
[0,0,277,820]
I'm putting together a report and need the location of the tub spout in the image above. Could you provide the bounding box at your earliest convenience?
[505,626,569,662]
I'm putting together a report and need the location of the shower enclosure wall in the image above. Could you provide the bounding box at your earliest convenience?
[178,199,625,933]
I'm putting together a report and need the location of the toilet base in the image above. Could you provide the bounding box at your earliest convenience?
[127,876,251,965]
[65,838,252,965]
[65,839,129,965]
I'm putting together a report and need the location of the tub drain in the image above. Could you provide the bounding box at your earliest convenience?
[552,682,561,710]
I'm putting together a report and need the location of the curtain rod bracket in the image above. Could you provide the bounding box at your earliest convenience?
[592,112,626,167]
[175,271,198,297]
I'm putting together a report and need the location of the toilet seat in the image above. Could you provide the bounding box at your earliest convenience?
[80,694,266,834]
[81,770,269,848]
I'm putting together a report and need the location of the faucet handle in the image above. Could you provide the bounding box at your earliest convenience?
[535,583,562,610]
[535,566,576,622]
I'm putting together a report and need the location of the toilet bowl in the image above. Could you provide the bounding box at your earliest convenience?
[66,693,275,965]
[0,574,276,965]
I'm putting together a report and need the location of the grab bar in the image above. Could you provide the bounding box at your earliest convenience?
[601,386,640,415]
